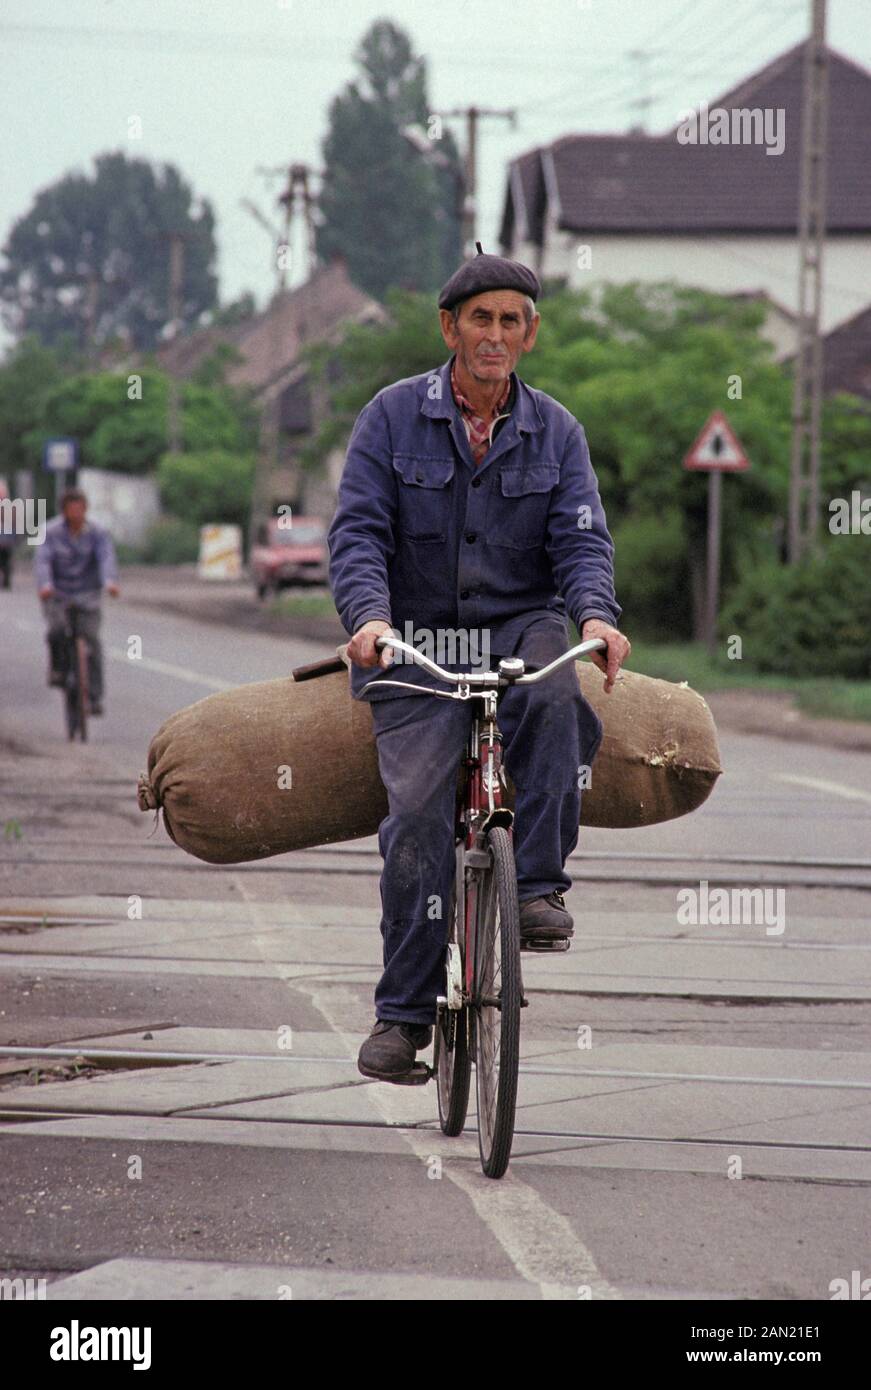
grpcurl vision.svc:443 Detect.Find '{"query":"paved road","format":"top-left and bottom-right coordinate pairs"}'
top-left (1, 575), bottom-right (870, 1300)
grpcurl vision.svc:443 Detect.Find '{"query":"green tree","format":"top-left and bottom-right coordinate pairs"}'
top-left (304, 281), bottom-right (871, 644)
top-left (721, 535), bottom-right (870, 678)
top-left (301, 288), bottom-right (444, 465)
top-left (22, 367), bottom-right (259, 491)
top-left (0, 151), bottom-right (218, 352)
top-left (523, 283), bottom-right (795, 638)
top-left (316, 20), bottom-right (463, 298)
top-left (0, 336), bottom-right (78, 490)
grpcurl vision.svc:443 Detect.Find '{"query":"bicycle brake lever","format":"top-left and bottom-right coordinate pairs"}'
top-left (366, 678), bottom-right (457, 698)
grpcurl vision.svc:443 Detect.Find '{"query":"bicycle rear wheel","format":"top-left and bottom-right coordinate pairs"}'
top-left (474, 825), bottom-right (521, 1179)
top-left (436, 846), bottom-right (472, 1135)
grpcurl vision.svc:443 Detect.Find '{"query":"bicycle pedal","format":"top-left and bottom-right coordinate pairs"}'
top-left (520, 936), bottom-right (572, 953)
top-left (385, 1062), bottom-right (433, 1086)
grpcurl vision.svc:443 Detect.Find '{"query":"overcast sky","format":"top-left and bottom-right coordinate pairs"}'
top-left (3, 0), bottom-right (870, 326)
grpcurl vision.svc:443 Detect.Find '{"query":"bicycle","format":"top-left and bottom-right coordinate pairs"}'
top-left (370, 630), bottom-right (607, 1180)
top-left (59, 601), bottom-right (91, 743)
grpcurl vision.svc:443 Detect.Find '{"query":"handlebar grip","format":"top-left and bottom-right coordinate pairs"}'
top-left (292, 656), bottom-right (347, 681)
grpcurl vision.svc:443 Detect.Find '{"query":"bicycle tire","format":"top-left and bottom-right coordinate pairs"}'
top-left (474, 825), bottom-right (521, 1179)
top-left (64, 683), bottom-right (78, 741)
top-left (436, 848), bottom-right (472, 1135)
top-left (75, 635), bottom-right (89, 743)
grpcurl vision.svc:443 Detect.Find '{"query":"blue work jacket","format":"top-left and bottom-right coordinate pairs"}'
top-left (327, 354), bottom-right (621, 702)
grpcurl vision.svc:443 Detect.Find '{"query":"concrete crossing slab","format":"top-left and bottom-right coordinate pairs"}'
top-left (2, 1112), bottom-right (867, 1183)
top-left (47, 1256), bottom-right (540, 1300)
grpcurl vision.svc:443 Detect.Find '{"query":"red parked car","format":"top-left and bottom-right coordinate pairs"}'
top-left (251, 516), bottom-right (329, 598)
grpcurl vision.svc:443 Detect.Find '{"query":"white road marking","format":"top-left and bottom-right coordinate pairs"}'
top-left (106, 648), bottom-right (234, 691)
top-left (774, 774), bottom-right (871, 807)
top-left (291, 977), bottom-right (621, 1300)
top-left (14, 613), bottom-right (232, 692)
top-left (234, 875), bottom-right (619, 1298)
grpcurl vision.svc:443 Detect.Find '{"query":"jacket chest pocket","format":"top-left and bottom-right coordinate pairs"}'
top-left (392, 455), bottom-right (455, 542)
top-left (489, 463), bottom-right (559, 549)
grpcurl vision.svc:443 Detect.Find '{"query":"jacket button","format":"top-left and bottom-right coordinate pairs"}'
top-left (465, 532), bottom-right (477, 544)
top-left (460, 589), bottom-right (470, 600)
top-left (471, 476), bottom-right (482, 487)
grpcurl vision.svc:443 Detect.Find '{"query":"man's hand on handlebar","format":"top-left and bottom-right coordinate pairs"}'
top-left (347, 619), bottom-right (395, 669)
top-left (582, 618), bottom-right (631, 694)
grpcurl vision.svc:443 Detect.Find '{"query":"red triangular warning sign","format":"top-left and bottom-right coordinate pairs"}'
top-left (684, 411), bottom-right (750, 472)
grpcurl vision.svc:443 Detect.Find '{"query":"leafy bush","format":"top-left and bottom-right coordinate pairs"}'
top-left (156, 450), bottom-right (254, 529)
top-left (611, 508), bottom-right (691, 640)
top-left (89, 404), bottom-right (168, 474)
top-left (720, 535), bottom-right (871, 678)
top-left (23, 367), bottom-right (260, 478)
top-left (140, 515), bottom-right (201, 564)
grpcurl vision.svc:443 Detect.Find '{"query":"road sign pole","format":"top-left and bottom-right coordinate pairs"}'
top-left (705, 469), bottom-right (722, 656)
top-left (684, 411), bottom-right (749, 657)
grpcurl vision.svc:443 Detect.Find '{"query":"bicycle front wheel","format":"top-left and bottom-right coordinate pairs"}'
top-left (64, 683), bottom-right (78, 741)
top-left (75, 635), bottom-right (89, 742)
top-left (436, 852), bottom-right (472, 1136)
top-left (474, 825), bottom-right (521, 1179)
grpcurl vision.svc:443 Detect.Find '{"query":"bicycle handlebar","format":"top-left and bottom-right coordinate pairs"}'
top-left (372, 632), bottom-right (607, 688)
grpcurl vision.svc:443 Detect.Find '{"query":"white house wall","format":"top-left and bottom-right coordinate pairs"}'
top-left (525, 231), bottom-right (871, 336)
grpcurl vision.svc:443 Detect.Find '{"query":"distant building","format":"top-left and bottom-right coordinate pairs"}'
top-left (500, 41), bottom-right (871, 383)
top-left (157, 257), bottom-right (385, 521)
top-left (814, 304), bottom-right (871, 402)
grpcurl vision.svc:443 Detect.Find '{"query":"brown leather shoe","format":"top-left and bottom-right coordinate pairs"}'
top-left (357, 1019), bottom-right (433, 1081)
top-left (519, 891), bottom-right (574, 944)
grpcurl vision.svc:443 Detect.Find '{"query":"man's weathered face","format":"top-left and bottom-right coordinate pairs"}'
top-left (63, 500), bottom-right (86, 529)
top-left (439, 290), bottom-right (540, 385)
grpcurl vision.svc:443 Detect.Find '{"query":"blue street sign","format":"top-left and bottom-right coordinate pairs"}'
top-left (44, 438), bottom-right (78, 472)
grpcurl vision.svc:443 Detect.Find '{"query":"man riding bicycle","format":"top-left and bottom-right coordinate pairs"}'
top-left (327, 247), bottom-right (631, 1082)
top-left (35, 486), bottom-right (120, 717)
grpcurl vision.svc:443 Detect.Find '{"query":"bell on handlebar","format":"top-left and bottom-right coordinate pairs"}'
top-left (498, 657), bottom-right (525, 680)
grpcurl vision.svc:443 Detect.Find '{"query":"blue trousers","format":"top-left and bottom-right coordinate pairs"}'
top-left (368, 617), bottom-right (604, 1025)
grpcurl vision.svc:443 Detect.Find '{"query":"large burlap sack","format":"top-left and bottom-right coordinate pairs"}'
top-left (137, 648), bottom-right (721, 865)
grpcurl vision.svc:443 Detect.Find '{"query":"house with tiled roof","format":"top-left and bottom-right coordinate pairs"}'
top-left (805, 302), bottom-right (871, 401)
top-left (499, 41), bottom-right (871, 373)
top-left (157, 257), bottom-right (385, 516)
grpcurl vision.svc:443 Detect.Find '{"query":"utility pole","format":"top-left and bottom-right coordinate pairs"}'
top-left (279, 164), bottom-right (317, 288)
top-left (626, 48), bottom-right (656, 134)
top-left (255, 162), bottom-right (319, 290)
top-left (437, 106), bottom-right (516, 257)
top-left (788, 0), bottom-right (829, 563)
top-left (166, 231), bottom-right (185, 455)
top-left (244, 162), bottom-right (320, 557)
top-left (83, 271), bottom-right (100, 364)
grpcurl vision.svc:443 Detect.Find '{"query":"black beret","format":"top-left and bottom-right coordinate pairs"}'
top-left (438, 242), bottom-right (541, 311)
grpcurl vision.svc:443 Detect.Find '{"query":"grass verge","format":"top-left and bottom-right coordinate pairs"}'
top-left (268, 590), bottom-right (339, 619)
top-left (618, 640), bottom-right (871, 723)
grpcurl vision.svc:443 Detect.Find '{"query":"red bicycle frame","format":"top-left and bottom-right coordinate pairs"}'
top-left (456, 709), bottom-right (511, 996)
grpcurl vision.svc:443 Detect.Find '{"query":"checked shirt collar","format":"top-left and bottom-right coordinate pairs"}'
top-left (450, 357), bottom-right (512, 466)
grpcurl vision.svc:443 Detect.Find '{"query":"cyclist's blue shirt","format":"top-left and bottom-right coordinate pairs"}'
top-left (35, 517), bottom-right (119, 603)
top-left (327, 355), bottom-right (621, 702)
